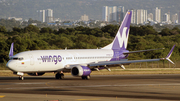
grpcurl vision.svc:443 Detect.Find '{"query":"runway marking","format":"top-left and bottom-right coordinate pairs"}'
top-left (1, 83), bottom-right (180, 90)
top-left (0, 82), bottom-right (45, 85)
top-left (0, 95), bottom-right (5, 98)
top-left (76, 98), bottom-right (100, 100)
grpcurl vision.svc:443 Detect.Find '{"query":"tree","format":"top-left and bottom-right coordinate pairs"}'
top-left (159, 28), bottom-right (171, 36)
top-left (24, 25), bottom-right (39, 33)
top-left (101, 25), bottom-right (119, 37)
top-left (0, 26), bottom-right (7, 32)
top-left (40, 27), bottom-right (53, 34)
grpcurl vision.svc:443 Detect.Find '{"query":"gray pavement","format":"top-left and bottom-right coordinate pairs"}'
top-left (0, 74), bottom-right (180, 101)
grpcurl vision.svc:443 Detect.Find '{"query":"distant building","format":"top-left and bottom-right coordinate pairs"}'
top-left (31, 23), bottom-right (37, 26)
top-left (8, 17), bottom-right (23, 21)
top-left (37, 10), bottom-right (45, 22)
top-left (136, 9), bottom-right (147, 24)
top-left (131, 9), bottom-right (136, 24)
top-left (102, 6), bottom-right (124, 22)
top-left (148, 13), bottom-right (153, 21)
top-left (178, 12), bottom-right (180, 23)
top-left (81, 14), bottom-right (89, 21)
top-left (117, 6), bottom-right (124, 22)
top-left (130, 9), bottom-right (147, 24)
top-left (163, 13), bottom-right (171, 23)
top-left (46, 9), bottom-right (53, 23)
top-left (171, 13), bottom-right (178, 23)
top-left (155, 7), bottom-right (161, 23)
top-left (102, 6), bottom-right (108, 21)
top-left (37, 9), bottom-right (53, 23)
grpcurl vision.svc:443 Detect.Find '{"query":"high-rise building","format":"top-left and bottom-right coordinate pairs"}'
top-left (148, 13), bottom-right (153, 21)
top-left (131, 9), bottom-right (136, 24)
top-left (102, 6), bottom-right (124, 22)
top-left (171, 13), bottom-right (178, 23)
top-left (46, 9), bottom-right (53, 23)
top-left (102, 6), bottom-right (108, 21)
top-left (155, 7), bottom-right (161, 23)
top-left (178, 12), bottom-right (180, 23)
top-left (129, 9), bottom-right (147, 24)
top-left (112, 6), bottom-right (117, 22)
top-left (37, 10), bottom-right (45, 22)
top-left (117, 6), bottom-right (124, 22)
top-left (136, 9), bottom-right (147, 24)
top-left (163, 13), bottom-right (170, 23)
top-left (81, 14), bottom-right (89, 21)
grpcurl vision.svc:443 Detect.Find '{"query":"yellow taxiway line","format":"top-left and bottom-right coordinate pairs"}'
top-left (0, 95), bottom-right (5, 98)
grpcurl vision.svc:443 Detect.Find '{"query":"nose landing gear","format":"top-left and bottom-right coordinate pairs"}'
top-left (19, 76), bottom-right (24, 80)
top-left (14, 72), bottom-right (24, 80)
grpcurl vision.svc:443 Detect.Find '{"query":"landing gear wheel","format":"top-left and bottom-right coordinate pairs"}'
top-left (55, 73), bottom-right (64, 79)
top-left (19, 76), bottom-right (24, 80)
top-left (86, 75), bottom-right (90, 80)
top-left (60, 73), bottom-right (64, 79)
top-left (55, 73), bottom-right (60, 79)
top-left (81, 75), bottom-right (90, 80)
top-left (81, 76), bottom-right (86, 80)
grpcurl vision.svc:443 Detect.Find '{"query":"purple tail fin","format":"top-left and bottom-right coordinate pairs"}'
top-left (102, 11), bottom-right (132, 50)
top-left (9, 43), bottom-right (14, 57)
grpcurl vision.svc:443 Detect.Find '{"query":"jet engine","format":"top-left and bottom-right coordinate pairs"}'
top-left (27, 72), bottom-right (45, 76)
top-left (71, 66), bottom-right (91, 77)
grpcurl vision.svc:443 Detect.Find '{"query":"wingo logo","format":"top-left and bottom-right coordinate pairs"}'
top-left (40, 55), bottom-right (62, 64)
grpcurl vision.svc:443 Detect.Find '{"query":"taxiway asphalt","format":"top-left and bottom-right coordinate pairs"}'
top-left (0, 74), bottom-right (180, 101)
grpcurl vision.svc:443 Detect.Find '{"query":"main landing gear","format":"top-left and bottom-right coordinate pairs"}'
top-left (55, 71), bottom-right (64, 79)
top-left (19, 76), bottom-right (24, 80)
top-left (81, 75), bottom-right (90, 80)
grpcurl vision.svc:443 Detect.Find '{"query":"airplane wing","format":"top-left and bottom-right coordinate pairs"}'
top-left (123, 48), bottom-right (165, 54)
top-left (88, 45), bottom-right (175, 67)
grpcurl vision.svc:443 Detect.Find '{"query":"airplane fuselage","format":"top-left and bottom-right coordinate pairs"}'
top-left (7, 49), bottom-right (128, 73)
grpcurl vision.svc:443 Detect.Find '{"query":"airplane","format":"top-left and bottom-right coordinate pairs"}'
top-left (6, 11), bottom-right (175, 80)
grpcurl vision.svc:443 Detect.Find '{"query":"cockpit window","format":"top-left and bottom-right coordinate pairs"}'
top-left (11, 57), bottom-right (24, 60)
top-left (12, 57), bottom-right (18, 60)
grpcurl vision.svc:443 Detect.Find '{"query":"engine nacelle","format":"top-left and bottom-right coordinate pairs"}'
top-left (71, 66), bottom-right (91, 77)
top-left (27, 72), bottom-right (45, 76)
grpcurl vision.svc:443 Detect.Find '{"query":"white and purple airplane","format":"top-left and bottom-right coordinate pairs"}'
top-left (6, 11), bottom-right (175, 80)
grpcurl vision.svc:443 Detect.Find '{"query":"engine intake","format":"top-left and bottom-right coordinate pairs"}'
top-left (71, 66), bottom-right (91, 76)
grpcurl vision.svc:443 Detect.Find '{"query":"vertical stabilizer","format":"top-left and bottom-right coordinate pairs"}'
top-left (9, 43), bottom-right (14, 57)
top-left (102, 11), bottom-right (132, 50)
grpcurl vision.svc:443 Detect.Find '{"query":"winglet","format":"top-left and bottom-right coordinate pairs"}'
top-left (165, 45), bottom-right (175, 64)
top-left (9, 42), bottom-right (14, 57)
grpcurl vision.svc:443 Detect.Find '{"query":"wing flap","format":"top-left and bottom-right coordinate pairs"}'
top-left (88, 59), bottom-right (160, 67)
top-left (123, 48), bottom-right (164, 54)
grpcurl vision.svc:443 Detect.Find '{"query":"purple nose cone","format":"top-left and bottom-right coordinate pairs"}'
top-left (81, 66), bottom-right (91, 76)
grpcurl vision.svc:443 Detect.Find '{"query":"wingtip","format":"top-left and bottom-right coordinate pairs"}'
top-left (166, 44), bottom-right (175, 59)
top-left (165, 44), bottom-right (175, 64)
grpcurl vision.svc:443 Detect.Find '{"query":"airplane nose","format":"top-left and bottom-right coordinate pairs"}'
top-left (6, 61), bottom-right (16, 70)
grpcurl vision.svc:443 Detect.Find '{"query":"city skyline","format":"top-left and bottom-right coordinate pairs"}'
top-left (102, 6), bottom-right (179, 24)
